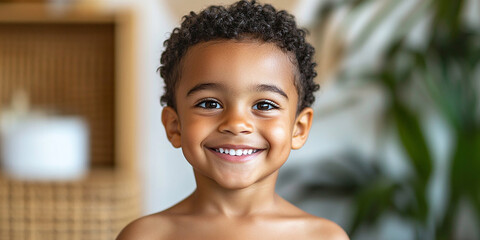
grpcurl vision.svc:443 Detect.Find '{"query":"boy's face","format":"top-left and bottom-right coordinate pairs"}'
top-left (162, 40), bottom-right (313, 189)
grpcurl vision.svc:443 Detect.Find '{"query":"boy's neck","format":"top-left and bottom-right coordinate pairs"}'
top-left (189, 171), bottom-right (281, 217)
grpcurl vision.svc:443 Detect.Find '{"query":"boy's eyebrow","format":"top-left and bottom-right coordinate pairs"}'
top-left (254, 84), bottom-right (288, 99)
top-left (186, 83), bottom-right (288, 100)
top-left (186, 83), bottom-right (224, 96)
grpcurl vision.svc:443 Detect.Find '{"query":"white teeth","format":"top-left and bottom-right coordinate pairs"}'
top-left (214, 148), bottom-right (258, 156)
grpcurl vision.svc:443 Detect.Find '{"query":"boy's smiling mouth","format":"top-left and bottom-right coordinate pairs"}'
top-left (206, 145), bottom-right (265, 162)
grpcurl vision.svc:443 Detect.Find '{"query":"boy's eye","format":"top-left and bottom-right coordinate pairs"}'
top-left (196, 99), bottom-right (222, 109)
top-left (253, 100), bottom-right (279, 111)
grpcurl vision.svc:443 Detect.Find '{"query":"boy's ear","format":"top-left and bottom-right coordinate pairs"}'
top-left (291, 107), bottom-right (313, 150)
top-left (161, 106), bottom-right (182, 148)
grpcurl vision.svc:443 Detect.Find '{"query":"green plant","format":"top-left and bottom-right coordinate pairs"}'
top-left (306, 0), bottom-right (480, 239)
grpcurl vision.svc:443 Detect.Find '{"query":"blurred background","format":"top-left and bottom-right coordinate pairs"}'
top-left (0, 0), bottom-right (478, 239)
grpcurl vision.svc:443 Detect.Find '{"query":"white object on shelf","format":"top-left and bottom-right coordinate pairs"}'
top-left (0, 90), bottom-right (90, 181)
top-left (1, 116), bottom-right (89, 181)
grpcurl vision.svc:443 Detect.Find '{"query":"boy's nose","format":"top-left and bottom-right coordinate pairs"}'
top-left (218, 109), bottom-right (253, 135)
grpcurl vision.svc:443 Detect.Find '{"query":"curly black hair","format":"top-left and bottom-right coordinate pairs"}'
top-left (159, 0), bottom-right (319, 112)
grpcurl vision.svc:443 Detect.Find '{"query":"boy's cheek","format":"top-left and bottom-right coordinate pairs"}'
top-left (181, 118), bottom-right (213, 142)
top-left (264, 121), bottom-right (289, 140)
top-left (257, 119), bottom-right (293, 146)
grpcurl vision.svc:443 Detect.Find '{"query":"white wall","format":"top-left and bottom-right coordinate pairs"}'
top-left (131, 0), bottom-right (197, 214)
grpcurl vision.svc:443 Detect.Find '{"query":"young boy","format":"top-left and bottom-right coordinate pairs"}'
top-left (117, 1), bottom-right (349, 239)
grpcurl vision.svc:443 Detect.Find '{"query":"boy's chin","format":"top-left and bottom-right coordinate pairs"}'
top-left (213, 177), bottom-right (260, 190)
top-left (217, 182), bottom-right (252, 190)
top-left (213, 173), bottom-right (277, 191)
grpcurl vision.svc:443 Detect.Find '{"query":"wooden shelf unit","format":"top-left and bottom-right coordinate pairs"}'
top-left (0, 3), bottom-right (140, 239)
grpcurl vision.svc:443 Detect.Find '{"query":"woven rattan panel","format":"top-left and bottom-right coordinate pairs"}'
top-left (0, 169), bottom-right (141, 240)
top-left (0, 23), bottom-right (115, 167)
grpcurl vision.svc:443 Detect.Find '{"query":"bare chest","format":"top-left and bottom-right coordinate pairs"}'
top-left (162, 218), bottom-right (316, 240)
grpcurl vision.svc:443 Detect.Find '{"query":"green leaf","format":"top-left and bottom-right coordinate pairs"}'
top-left (421, 57), bottom-right (462, 131)
top-left (450, 131), bottom-right (480, 203)
top-left (412, 183), bottom-right (429, 223)
top-left (350, 0), bottom-right (373, 9)
top-left (391, 182), bottom-right (429, 223)
top-left (439, 130), bottom-right (480, 239)
top-left (349, 180), bottom-right (398, 236)
top-left (392, 101), bottom-right (433, 184)
top-left (472, 133), bottom-right (480, 201)
top-left (432, 0), bottom-right (465, 35)
top-left (469, 46), bottom-right (480, 69)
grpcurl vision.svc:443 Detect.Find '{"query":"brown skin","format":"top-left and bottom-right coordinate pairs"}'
top-left (117, 40), bottom-right (349, 240)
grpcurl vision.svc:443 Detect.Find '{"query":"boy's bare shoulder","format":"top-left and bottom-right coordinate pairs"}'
top-left (116, 212), bottom-right (173, 240)
top-left (280, 199), bottom-right (349, 239)
top-left (305, 215), bottom-right (350, 240)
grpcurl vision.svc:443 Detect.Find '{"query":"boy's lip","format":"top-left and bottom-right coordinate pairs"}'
top-left (205, 144), bottom-right (266, 163)
top-left (208, 144), bottom-right (259, 150)
top-left (206, 147), bottom-right (264, 163)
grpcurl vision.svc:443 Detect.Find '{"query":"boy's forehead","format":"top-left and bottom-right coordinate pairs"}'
top-left (180, 40), bottom-right (297, 79)
top-left (181, 40), bottom-right (293, 78)
top-left (176, 39), bottom-right (299, 98)
top-left (185, 40), bottom-right (287, 60)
